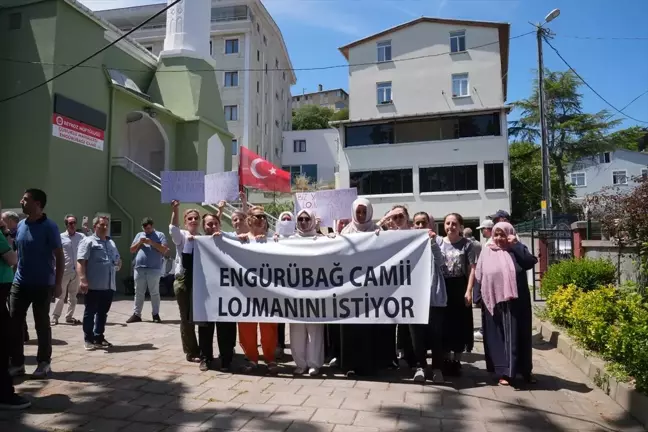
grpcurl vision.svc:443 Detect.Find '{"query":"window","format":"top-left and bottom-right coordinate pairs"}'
top-left (231, 139), bottom-right (238, 156)
top-left (377, 82), bottom-right (392, 104)
top-left (9, 13), bottom-right (21, 30)
top-left (257, 23), bottom-right (260, 32)
top-left (485, 162), bottom-right (505, 190)
top-left (110, 219), bottom-right (122, 238)
top-left (209, 41), bottom-right (213, 55)
top-left (344, 113), bottom-right (501, 147)
top-left (377, 40), bottom-right (392, 62)
top-left (351, 169), bottom-right (413, 195)
top-left (275, 58), bottom-right (279, 68)
top-left (570, 172), bottom-right (586, 187)
top-left (224, 105), bottom-right (238, 121)
top-left (265, 93), bottom-right (268, 103)
top-left (613, 170), bottom-right (628, 185)
top-left (265, 63), bottom-right (268, 74)
top-left (420, 165), bottom-right (478, 193)
top-left (598, 152), bottom-right (611, 163)
top-left (281, 89), bottom-right (284, 100)
top-left (224, 71), bottom-right (238, 87)
top-left (225, 39), bottom-right (239, 54)
top-left (275, 92), bottom-right (279, 100)
top-left (257, 81), bottom-right (260, 93)
top-left (256, 113), bottom-right (259, 126)
top-left (264, 123), bottom-right (268, 134)
top-left (301, 164), bottom-right (318, 182)
top-left (293, 140), bottom-right (306, 152)
top-left (450, 30), bottom-right (466, 53)
top-left (263, 35), bottom-right (267, 46)
top-left (257, 50), bottom-right (260, 61)
top-left (275, 120), bottom-right (279, 128)
top-left (452, 73), bottom-right (469, 97)
top-left (283, 71), bottom-right (286, 81)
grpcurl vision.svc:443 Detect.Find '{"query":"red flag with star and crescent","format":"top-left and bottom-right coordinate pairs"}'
top-left (239, 146), bottom-right (292, 193)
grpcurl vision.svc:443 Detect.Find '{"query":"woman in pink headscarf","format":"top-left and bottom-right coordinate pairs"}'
top-left (474, 222), bottom-right (538, 386)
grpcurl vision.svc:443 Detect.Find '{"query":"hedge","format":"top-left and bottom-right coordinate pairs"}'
top-left (545, 280), bottom-right (648, 393)
top-left (540, 257), bottom-right (617, 299)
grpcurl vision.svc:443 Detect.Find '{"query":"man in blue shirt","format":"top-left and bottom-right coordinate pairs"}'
top-left (126, 217), bottom-right (168, 324)
top-left (77, 216), bottom-right (121, 351)
top-left (9, 189), bottom-right (64, 379)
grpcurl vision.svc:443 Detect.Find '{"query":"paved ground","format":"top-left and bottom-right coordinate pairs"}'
top-left (1, 298), bottom-right (644, 432)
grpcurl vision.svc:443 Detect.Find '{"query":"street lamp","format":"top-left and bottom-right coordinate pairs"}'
top-left (536, 8), bottom-right (560, 228)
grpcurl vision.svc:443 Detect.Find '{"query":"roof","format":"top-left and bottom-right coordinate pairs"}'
top-left (330, 105), bottom-right (512, 126)
top-left (292, 88), bottom-right (348, 99)
top-left (338, 17), bottom-right (511, 101)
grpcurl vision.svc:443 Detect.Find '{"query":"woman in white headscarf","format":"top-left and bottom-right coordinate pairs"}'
top-left (338, 198), bottom-right (383, 377)
top-left (274, 211), bottom-right (295, 360)
top-left (287, 209), bottom-right (326, 375)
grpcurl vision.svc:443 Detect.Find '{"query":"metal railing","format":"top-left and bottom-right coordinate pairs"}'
top-left (112, 157), bottom-right (277, 231)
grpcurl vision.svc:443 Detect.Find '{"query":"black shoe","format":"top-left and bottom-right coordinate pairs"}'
top-left (23, 331), bottom-right (30, 343)
top-left (199, 359), bottom-right (211, 372)
top-left (152, 314), bottom-right (162, 323)
top-left (95, 338), bottom-right (113, 348)
top-left (0, 394), bottom-right (31, 410)
top-left (126, 314), bottom-right (141, 324)
top-left (186, 353), bottom-right (201, 363)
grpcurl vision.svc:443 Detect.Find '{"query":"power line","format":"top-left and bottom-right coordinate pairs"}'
top-left (0, 31), bottom-right (534, 76)
top-left (558, 35), bottom-right (648, 41)
top-left (543, 37), bottom-right (648, 124)
top-left (0, 0), bottom-right (183, 104)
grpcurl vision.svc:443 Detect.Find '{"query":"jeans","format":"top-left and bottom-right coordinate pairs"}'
top-left (403, 306), bottom-right (445, 370)
top-left (52, 272), bottom-right (79, 320)
top-left (83, 290), bottom-right (114, 343)
top-left (174, 275), bottom-right (199, 357)
top-left (133, 268), bottom-right (161, 316)
top-left (0, 284), bottom-right (15, 399)
top-left (9, 284), bottom-right (53, 366)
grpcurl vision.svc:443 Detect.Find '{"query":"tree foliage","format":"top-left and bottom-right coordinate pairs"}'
top-left (509, 141), bottom-right (573, 221)
top-left (331, 107), bottom-right (349, 122)
top-left (292, 105), bottom-right (335, 130)
top-left (509, 70), bottom-right (622, 210)
top-left (607, 126), bottom-right (648, 152)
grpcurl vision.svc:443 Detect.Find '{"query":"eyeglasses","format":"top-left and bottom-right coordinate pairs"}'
top-left (393, 214), bottom-right (405, 220)
top-left (186, 216), bottom-right (199, 221)
top-left (298, 217), bottom-right (311, 222)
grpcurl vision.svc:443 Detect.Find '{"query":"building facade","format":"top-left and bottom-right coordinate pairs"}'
top-left (292, 85), bottom-right (349, 112)
top-left (333, 17), bottom-right (512, 230)
top-left (567, 150), bottom-right (648, 201)
top-left (1, 0), bottom-right (233, 288)
top-left (97, 0), bottom-right (297, 170)
top-left (281, 129), bottom-right (339, 187)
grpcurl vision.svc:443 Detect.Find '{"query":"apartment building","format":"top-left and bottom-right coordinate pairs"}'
top-left (292, 85), bottom-right (349, 112)
top-left (281, 129), bottom-right (339, 186)
top-left (97, 0), bottom-right (296, 169)
top-left (333, 17), bottom-right (512, 231)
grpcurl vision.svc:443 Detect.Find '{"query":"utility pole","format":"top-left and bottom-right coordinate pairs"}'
top-left (536, 9), bottom-right (560, 228)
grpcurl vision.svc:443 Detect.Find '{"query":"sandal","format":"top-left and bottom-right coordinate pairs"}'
top-left (66, 318), bottom-right (81, 325)
top-left (498, 377), bottom-right (510, 386)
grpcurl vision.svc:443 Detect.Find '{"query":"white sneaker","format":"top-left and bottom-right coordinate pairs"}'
top-left (8, 365), bottom-right (25, 377)
top-left (50, 316), bottom-right (58, 326)
top-left (413, 368), bottom-right (426, 382)
top-left (293, 367), bottom-right (306, 375)
top-left (308, 368), bottom-right (319, 376)
top-left (328, 357), bottom-right (339, 367)
top-left (432, 369), bottom-right (444, 384)
top-left (32, 362), bottom-right (51, 379)
top-left (474, 330), bottom-right (483, 341)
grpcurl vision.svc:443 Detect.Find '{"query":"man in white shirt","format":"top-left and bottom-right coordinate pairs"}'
top-left (51, 214), bottom-right (88, 326)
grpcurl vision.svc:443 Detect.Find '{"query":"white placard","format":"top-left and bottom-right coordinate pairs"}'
top-left (192, 230), bottom-right (432, 324)
top-left (294, 188), bottom-right (357, 227)
top-left (161, 171), bottom-right (206, 203)
top-left (204, 171), bottom-right (240, 204)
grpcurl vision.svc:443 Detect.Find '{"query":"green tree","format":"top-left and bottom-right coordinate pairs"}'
top-left (292, 105), bottom-right (334, 130)
top-left (607, 126), bottom-right (648, 152)
top-left (331, 107), bottom-right (349, 122)
top-left (509, 70), bottom-right (621, 210)
top-left (509, 141), bottom-right (571, 221)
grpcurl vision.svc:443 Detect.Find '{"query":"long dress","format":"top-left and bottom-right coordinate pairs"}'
top-left (440, 238), bottom-right (476, 354)
top-left (476, 243), bottom-right (537, 379)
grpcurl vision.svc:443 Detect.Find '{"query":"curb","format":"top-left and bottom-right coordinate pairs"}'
top-left (532, 316), bottom-right (648, 429)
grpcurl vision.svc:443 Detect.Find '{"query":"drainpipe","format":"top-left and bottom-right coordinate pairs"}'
top-left (107, 87), bottom-right (135, 241)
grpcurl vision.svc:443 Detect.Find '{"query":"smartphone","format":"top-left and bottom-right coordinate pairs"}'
top-left (82, 216), bottom-right (89, 225)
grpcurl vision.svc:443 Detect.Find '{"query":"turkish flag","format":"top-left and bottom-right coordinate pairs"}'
top-left (239, 146), bottom-right (291, 193)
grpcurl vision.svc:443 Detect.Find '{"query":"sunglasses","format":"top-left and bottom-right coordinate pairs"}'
top-left (392, 213), bottom-right (405, 220)
top-left (298, 217), bottom-right (311, 222)
top-left (186, 216), bottom-right (199, 222)
top-left (252, 214), bottom-right (267, 220)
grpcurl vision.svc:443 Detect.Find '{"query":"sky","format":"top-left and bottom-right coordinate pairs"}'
top-left (80, 0), bottom-right (648, 130)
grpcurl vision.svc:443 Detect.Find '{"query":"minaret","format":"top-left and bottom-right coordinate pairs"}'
top-left (161, 0), bottom-right (211, 60)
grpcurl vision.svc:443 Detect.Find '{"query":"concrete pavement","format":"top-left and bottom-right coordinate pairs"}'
top-left (0, 298), bottom-right (643, 432)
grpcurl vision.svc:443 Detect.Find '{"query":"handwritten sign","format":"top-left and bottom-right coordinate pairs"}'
top-left (294, 188), bottom-right (357, 227)
top-left (204, 171), bottom-right (239, 205)
top-left (161, 171), bottom-right (205, 203)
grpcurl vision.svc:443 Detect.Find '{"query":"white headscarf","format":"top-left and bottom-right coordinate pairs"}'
top-left (278, 211), bottom-right (293, 221)
top-left (295, 209), bottom-right (318, 237)
top-left (343, 198), bottom-right (377, 233)
top-left (276, 211), bottom-right (295, 237)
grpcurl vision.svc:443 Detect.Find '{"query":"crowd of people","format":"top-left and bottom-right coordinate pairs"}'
top-left (0, 187), bottom-right (538, 412)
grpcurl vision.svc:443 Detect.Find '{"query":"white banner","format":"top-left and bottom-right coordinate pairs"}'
top-left (192, 230), bottom-right (432, 324)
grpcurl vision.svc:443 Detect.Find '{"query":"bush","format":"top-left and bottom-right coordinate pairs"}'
top-left (605, 293), bottom-right (648, 392)
top-left (546, 283), bottom-right (582, 326)
top-left (569, 285), bottom-right (619, 352)
top-left (540, 258), bottom-right (617, 298)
